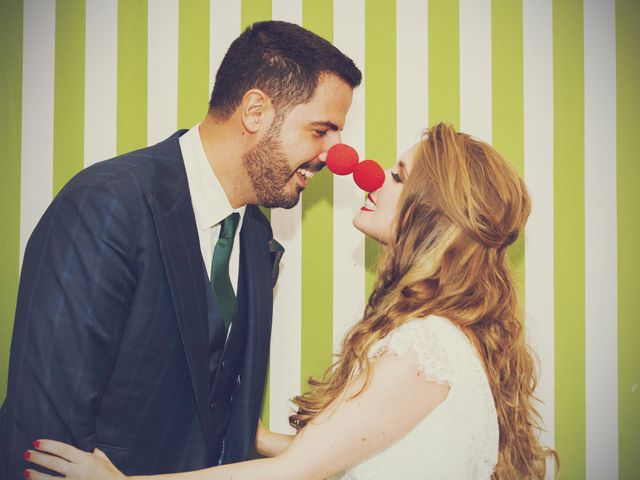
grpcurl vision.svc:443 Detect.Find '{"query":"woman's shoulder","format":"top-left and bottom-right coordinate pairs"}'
top-left (383, 315), bottom-right (472, 349)
top-left (369, 315), bottom-right (483, 384)
top-left (367, 316), bottom-right (453, 385)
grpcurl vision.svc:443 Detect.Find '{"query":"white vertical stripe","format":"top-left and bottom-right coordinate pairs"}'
top-left (523, 0), bottom-right (555, 476)
top-left (148, 0), bottom-right (179, 145)
top-left (397, 0), bottom-right (428, 155)
top-left (272, 0), bottom-right (301, 25)
top-left (210, 0), bottom-right (241, 93)
top-left (20, 0), bottom-right (56, 265)
top-left (584, 0), bottom-right (618, 477)
top-left (333, 0), bottom-right (365, 354)
top-left (269, 0), bottom-right (302, 435)
top-left (268, 206), bottom-right (302, 435)
top-left (84, 0), bottom-right (117, 166)
top-left (459, 0), bottom-right (492, 141)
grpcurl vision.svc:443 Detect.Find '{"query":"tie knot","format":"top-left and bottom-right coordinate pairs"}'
top-left (220, 212), bottom-right (240, 240)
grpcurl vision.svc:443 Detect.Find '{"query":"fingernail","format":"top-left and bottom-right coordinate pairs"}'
top-left (23, 451), bottom-right (31, 459)
top-left (23, 469), bottom-right (30, 478)
top-left (32, 440), bottom-right (40, 448)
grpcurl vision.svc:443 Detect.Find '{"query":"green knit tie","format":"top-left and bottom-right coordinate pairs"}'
top-left (211, 212), bottom-right (240, 331)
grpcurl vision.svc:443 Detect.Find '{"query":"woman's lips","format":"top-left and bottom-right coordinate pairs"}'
top-left (361, 193), bottom-right (377, 211)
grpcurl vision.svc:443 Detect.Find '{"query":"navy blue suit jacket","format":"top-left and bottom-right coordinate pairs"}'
top-left (0, 132), bottom-right (275, 478)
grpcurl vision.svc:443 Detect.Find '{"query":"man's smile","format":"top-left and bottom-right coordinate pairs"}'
top-left (293, 160), bottom-right (325, 189)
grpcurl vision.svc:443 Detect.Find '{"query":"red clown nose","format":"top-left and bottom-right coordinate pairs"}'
top-left (326, 144), bottom-right (385, 192)
top-left (353, 160), bottom-right (385, 192)
top-left (326, 144), bottom-right (359, 175)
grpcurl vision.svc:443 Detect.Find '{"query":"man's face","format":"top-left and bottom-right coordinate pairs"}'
top-left (243, 74), bottom-right (353, 208)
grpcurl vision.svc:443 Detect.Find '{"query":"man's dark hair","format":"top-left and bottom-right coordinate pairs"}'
top-left (209, 21), bottom-right (362, 120)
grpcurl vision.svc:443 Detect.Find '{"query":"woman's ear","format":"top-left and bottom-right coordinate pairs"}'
top-left (240, 89), bottom-right (271, 134)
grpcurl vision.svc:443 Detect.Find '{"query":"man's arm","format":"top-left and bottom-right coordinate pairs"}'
top-left (3, 183), bottom-right (136, 478)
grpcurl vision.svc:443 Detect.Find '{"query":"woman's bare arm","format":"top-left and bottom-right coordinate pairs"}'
top-left (255, 419), bottom-right (294, 457)
top-left (27, 350), bottom-right (449, 480)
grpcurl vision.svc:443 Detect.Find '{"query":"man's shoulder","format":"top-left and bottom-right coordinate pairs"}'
top-left (63, 131), bottom-right (187, 198)
top-left (60, 150), bottom-right (154, 204)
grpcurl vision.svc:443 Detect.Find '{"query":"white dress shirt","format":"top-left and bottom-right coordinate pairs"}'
top-left (179, 124), bottom-right (245, 293)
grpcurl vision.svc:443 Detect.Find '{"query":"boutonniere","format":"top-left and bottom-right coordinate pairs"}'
top-left (268, 238), bottom-right (285, 288)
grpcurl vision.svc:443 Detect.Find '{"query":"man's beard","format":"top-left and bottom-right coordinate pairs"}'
top-left (243, 122), bottom-right (302, 209)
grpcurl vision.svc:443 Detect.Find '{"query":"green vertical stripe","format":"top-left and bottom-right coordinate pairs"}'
top-left (0, 0), bottom-right (22, 401)
top-left (491, 0), bottom-right (526, 308)
top-left (553, 0), bottom-right (586, 477)
top-left (428, 0), bottom-right (459, 128)
top-left (300, 0), bottom-right (334, 391)
top-left (364, 0), bottom-right (396, 297)
top-left (117, 0), bottom-right (147, 154)
top-left (260, 363), bottom-right (270, 429)
top-left (178, 0), bottom-right (209, 129)
top-left (241, 0), bottom-right (271, 30)
top-left (617, 0), bottom-right (640, 477)
top-left (53, 0), bottom-right (85, 194)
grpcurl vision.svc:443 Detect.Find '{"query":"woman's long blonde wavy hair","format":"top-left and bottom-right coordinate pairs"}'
top-left (290, 123), bottom-right (558, 478)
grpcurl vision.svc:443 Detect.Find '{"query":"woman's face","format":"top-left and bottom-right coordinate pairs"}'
top-left (353, 144), bottom-right (417, 244)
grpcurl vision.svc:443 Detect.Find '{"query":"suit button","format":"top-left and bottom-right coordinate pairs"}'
top-left (209, 401), bottom-right (215, 410)
top-left (236, 374), bottom-right (241, 384)
top-left (221, 359), bottom-right (227, 369)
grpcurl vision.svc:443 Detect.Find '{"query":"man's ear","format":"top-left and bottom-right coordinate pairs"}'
top-left (240, 89), bottom-right (272, 134)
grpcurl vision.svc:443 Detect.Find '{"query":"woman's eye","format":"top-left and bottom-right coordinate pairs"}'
top-left (391, 171), bottom-right (402, 183)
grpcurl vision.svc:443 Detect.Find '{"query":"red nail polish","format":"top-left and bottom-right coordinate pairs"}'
top-left (23, 451), bottom-right (31, 459)
top-left (32, 440), bottom-right (40, 448)
top-left (23, 469), bottom-right (30, 478)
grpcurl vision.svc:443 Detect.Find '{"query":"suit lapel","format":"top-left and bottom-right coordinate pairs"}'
top-left (238, 207), bottom-right (273, 379)
top-left (145, 132), bottom-right (213, 449)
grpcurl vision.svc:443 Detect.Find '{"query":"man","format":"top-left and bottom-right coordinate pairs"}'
top-left (0, 20), bottom-right (361, 478)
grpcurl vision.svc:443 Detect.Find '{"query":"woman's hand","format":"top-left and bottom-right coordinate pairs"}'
top-left (24, 440), bottom-right (126, 480)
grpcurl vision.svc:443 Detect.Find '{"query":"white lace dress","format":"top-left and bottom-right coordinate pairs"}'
top-left (331, 315), bottom-right (499, 480)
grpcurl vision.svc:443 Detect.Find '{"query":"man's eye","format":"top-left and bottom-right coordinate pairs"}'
top-left (391, 171), bottom-right (402, 183)
top-left (313, 130), bottom-right (328, 137)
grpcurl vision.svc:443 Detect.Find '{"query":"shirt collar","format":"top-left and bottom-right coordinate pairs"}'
top-left (179, 124), bottom-right (246, 231)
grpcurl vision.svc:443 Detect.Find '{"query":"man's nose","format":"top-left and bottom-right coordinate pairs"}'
top-left (318, 131), bottom-right (343, 163)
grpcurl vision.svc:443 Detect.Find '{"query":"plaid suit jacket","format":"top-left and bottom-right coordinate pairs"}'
top-left (0, 131), bottom-right (275, 478)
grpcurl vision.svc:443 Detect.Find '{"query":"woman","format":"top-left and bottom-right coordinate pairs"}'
top-left (24, 123), bottom-right (556, 479)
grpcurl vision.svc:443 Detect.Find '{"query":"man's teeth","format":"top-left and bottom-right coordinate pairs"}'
top-left (297, 168), bottom-right (315, 179)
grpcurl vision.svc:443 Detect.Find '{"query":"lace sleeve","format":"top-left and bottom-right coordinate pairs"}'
top-left (371, 319), bottom-right (454, 386)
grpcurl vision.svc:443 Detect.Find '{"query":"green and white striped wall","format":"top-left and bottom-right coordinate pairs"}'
top-left (1, 0), bottom-right (638, 478)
